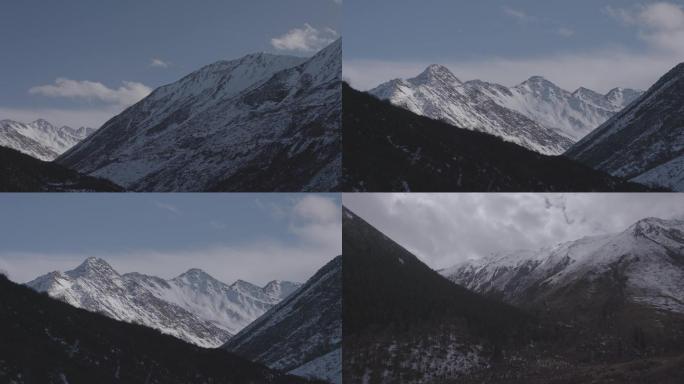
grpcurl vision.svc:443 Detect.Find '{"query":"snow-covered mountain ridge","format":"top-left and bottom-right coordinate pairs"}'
top-left (370, 65), bottom-right (641, 155)
top-left (224, 256), bottom-right (341, 383)
top-left (26, 257), bottom-right (300, 347)
top-left (566, 62), bottom-right (684, 191)
top-left (57, 39), bottom-right (341, 191)
top-left (441, 216), bottom-right (684, 314)
top-left (0, 119), bottom-right (94, 161)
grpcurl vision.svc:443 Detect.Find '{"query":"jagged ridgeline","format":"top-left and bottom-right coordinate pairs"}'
top-left (0, 274), bottom-right (320, 384)
top-left (342, 83), bottom-right (653, 192)
top-left (566, 63), bottom-right (684, 191)
top-left (224, 256), bottom-right (342, 384)
top-left (54, 39), bottom-right (341, 192)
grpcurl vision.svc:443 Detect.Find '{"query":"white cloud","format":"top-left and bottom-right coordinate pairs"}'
top-left (150, 58), bottom-right (170, 68)
top-left (502, 6), bottom-right (535, 23)
top-left (332, 0), bottom-right (342, 4)
top-left (605, 2), bottom-right (684, 55)
top-left (271, 23), bottom-right (338, 52)
top-left (343, 193), bottom-right (684, 270)
top-left (556, 27), bottom-right (575, 37)
top-left (0, 106), bottom-right (120, 129)
top-left (153, 201), bottom-right (182, 216)
top-left (29, 78), bottom-right (152, 106)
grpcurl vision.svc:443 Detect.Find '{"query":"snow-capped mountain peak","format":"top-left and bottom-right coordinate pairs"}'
top-left (370, 67), bottom-right (643, 152)
top-left (0, 118), bottom-right (95, 161)
top-left (57, 39), bottom-right (341, 191)
top-left (68, 257), bottom-right (119, 279)
top-left (442, 216), bottom-right (684, 314)
top-left (410, 64), bottom-right (462, 86)
top-left (26, 259), bottom-right (301, 347)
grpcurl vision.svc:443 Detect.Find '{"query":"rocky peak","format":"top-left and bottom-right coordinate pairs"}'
top-left (411, 64), bottom-right (461, 86)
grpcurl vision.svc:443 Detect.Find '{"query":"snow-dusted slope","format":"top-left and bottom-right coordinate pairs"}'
top-left (224, 256), bottom-right (341, 383)
top-left (441, 217), bottom-right (684, 314)
top-left (26, 258), bottom-right (300, 347)
top-left (566, 63), bottom-right (684, 190)
top-left (370, 66), bottom-right (640, 155)
top-left (0, 119), bottom-right (94, 161)
top-left (57, 39), bottom-right (341, 191)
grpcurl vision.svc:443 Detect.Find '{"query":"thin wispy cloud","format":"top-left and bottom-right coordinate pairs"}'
top-left (502, 6), bottom-right (535, 23)
top-left (271, 23), bottom-right (338, 52)
top-left (150, 58), bottom-right (170, 68)
top-left (556, 27), bottom-right (575, 37)
top-left (153, 201), bottom-right (182, 216)
top-left (29, 78), bottom-right (151, 107)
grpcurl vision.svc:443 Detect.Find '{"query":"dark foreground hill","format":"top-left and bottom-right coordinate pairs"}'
top-left (0, 146), bottom-right (122, 192)
top-left (342, 83), bottom-right (655, 192)
top-left (342, 207), bottom-right (538, 383)
top-left (0, 274), bottom-right (315, 384)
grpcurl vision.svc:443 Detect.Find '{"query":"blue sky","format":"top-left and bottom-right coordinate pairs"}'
top-left (0, 193), bottom-right (341, 285)
top-left (344, 0), bottom-right (684, 92)
top-left (0, 0), bottom-right (340, 128)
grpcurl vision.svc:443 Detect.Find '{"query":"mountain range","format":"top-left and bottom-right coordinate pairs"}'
top-left (442, 216), bottom-right (684, 317)
top-left (0, 119), bottom-right (94, 161)
top-left (566, 62), bottom-right (684, 191)
top-left (342, 83), bottom-right (652, 192)
top-left (55, 39), bottom-right (341, 192)
top-left (343, 207), bottom-right (684, 383)
top-left (225, 256), bottom-right (342, 384)
top-left (27, 257), bottom-right (300, 348)
top-left (370, 65), bottom-right (641, 155)
top-left (0, 273), bottom-right (316, 384)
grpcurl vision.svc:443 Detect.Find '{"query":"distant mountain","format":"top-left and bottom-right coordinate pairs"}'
top-left (566, 63), bottom-right (684, 191)
top-left (0, 119), bottom-right (94, 161)
top-left (342, 207), bottom-right (534, 383)
top-left (27, 257), bottom-right (300, 348)
top-left (342, 83), bottom-right (654, 192)
top-left (225, 256), bottom-right (341, 384)
top-left (0, 273), bottom-right (316, 384)
top-left (0, 146), bottom-right (122, 192)
top-left (56, 39), bottom-right (341, 192)
top-left (442, 217), bottom-right (684, 315)
top-left (370, 65), bottom-right (640, 154)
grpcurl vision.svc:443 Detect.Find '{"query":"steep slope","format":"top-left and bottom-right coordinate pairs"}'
top-left (442, 217), bottom-right (684, 370)
top-left (566, 63), bottom-right (684, 190)
top-left (57, 40), bottom-right (341, 192)
top-left (370, 66), bottom-right (640, 154)
top-left (442, 217), bottom-right (684, 314)
top-left (224, 256), bottom-right (341, 384)
top-left (0, 146), bottom-right (122, 192)
top-left (0, 119), bottom-right (94, 161)
top-left (342, 207), bottom-right (536, 383)
top-left (370, 65), bottom-right (572, 155)
top-left (27, 257), bottom-right (300, 347)
top-left (0, 273), bottom-right (316, 384)
top-left (342, 83), bottom-right (654, 192)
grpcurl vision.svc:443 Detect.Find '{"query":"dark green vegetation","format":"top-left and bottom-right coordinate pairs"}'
top-left (0, 274), bottom-right (316, 384)
top-left (342, 83), bottom-right (657, 192)
top-left (0, 147), bottom-right (122, 192)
